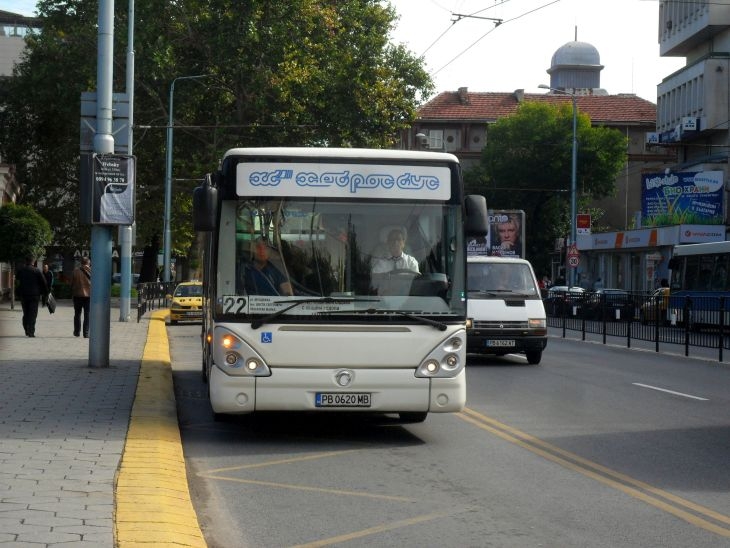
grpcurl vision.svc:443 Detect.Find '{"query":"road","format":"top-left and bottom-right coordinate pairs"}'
top-left (169, 325), bottom-right (730, 547)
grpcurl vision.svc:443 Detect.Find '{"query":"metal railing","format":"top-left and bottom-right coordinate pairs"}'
top-left (136, 281), bottom-right (176, 322)
top-left (545, 291), bottom-right (730, 362)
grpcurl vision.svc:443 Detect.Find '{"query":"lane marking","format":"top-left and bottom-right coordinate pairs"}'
top-left (204, 450), bottom-right (358, 474)
top-left (197, 474), bottom-right (416, 502)
top-left (632, 383), bottom-right (709, 401)
top-left (288, 508), bottom-right (469, 548)
top-left (459, 407), bottom-right (730, 537)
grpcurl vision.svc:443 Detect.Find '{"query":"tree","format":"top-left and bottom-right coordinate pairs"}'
top-left (0, 0), bottom-right (433, 264)
top-left (0, 203), bottom-right (53, 309)
top-left (464, 101), bottom-right (627, 275)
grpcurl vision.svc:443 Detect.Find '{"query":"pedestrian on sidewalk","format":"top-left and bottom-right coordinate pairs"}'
top-left (16, 255), bottom-right (49, 337)
top-left (71, 256), bottom-right (91, 338)
top-left (42, 263), bottom-right (54, 291)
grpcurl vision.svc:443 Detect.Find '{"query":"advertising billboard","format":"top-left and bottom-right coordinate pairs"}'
top-left (641, 170), bottom-right (724, 227)
top-left (467, 209), bottom-right (525, 258)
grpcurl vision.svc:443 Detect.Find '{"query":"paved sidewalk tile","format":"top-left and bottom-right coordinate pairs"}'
top-left (0, 299), bottom-right (148, 547)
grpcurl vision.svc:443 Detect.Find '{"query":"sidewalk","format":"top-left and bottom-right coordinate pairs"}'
top-left (0, 299), bottom-right (205, 547)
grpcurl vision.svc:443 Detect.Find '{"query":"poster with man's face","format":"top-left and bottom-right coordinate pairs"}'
top-left (488, 210), bottom-right (525, 258)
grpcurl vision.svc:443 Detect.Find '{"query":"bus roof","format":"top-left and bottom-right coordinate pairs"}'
top-left (673, 241), bottom-right (730, 256)
top-left (222, 147), bottom-right (459, 164)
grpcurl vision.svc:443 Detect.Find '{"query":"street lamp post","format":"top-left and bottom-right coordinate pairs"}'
top-left (163, 74), bottom-right (212, 283)
top-left (539, 84), bottom-right (578, 287)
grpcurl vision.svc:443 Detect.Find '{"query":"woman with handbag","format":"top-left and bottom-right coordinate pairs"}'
top-left (16, 255), bottom-right (49, 337)
top-left (71, 257), bottom-right (91, 338)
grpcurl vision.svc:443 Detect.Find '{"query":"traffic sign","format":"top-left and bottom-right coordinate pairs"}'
top-left (577, 214), bottom-right (591, 235)
top-left (567, 243), bottom-right (580, 268)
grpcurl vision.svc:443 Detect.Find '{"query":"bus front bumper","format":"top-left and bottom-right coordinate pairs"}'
top-left (209, 365), bottom-right (466, 415)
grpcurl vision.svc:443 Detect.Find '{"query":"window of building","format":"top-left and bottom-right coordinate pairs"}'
top-left (428, 130), bottom-right (443, 150)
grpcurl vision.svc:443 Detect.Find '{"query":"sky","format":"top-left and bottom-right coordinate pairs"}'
top-left (388, 0), bottom-right (685, 102)
top-left (5, 0), bottom-right (685, 103)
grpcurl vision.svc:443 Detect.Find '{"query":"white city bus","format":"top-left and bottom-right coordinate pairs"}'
top-left (193, 147), bottom-right (487, 422)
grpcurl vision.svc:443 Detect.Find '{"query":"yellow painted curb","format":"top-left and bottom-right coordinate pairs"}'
top-left (115, 310), bottom-right (207, 547)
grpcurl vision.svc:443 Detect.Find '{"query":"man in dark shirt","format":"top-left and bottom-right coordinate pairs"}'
top-left (16, 255), bottom-right (49, 337)
top-left (239, 238), bottom-right (293, 296)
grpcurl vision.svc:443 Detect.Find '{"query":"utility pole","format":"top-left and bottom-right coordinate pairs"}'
top-left (89, 0), bottom-right (114, 367)
top-left (118, 0), bottom-right (134, 322)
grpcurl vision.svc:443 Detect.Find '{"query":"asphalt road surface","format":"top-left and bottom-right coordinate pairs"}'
top-left (169, 325), bottom-right (730, 548)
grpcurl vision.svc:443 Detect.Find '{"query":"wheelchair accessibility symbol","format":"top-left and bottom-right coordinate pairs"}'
top-left (261, 332), bottom-right (273, 343)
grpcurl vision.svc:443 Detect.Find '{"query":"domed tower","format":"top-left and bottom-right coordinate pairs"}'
top-left (547, 40), bottom-right (606, 95)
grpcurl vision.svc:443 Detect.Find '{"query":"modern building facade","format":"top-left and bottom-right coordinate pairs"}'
top-left (657, 1), bottom-right (730, 200)
top-left (580, 0), bottom-right (730, 291)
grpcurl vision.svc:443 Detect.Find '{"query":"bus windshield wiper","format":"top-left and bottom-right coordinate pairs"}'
top-left (250, 297), bottom-right (379, 329)
top-left (325, 308), bottom-right (448, 331)
top-left (468, 289), bottom-right (500, 297)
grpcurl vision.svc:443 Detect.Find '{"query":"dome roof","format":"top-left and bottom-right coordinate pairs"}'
top-left (550, 41), bottom-right (602, 68)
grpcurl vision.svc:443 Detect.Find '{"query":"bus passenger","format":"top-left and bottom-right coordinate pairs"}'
top-left (239, 237), bottom-right (293, 296)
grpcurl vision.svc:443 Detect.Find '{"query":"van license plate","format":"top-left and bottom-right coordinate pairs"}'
top-left (486, 340), bottom-right (515, 347)
top-left (315, 392), bottom-right (371, 407)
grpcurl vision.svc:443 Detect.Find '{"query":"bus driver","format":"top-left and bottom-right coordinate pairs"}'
top-left (371, 228), bottom-right (420, 274)
top-left (239, 237), bottom-right (294, 296)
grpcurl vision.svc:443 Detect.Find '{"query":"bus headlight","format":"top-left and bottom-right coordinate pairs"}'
top-left (422, 359), bottom-right (440, 374)
top-left (245, 358), bottom-right (265, 374)
top-left (214, 330), bottom-right (271, 377)
top-left (445, 337), bottom-right (462, 351)
top-left (416, 330), bottom-right (466, 378)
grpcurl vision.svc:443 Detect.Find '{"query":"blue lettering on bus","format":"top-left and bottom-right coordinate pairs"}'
top-left (248, 169), bottom-right (293, 186)
top-left (397, 173), bottom-right (439, 191)
top-left (247, 169), bottom-right (441, 194)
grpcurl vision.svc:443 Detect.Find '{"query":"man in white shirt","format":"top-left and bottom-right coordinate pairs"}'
top-left (371, 228), bottom-right (420, 274)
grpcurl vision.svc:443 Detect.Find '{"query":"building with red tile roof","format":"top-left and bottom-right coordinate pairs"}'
top-left (401, 87), bottom-right (675, 235)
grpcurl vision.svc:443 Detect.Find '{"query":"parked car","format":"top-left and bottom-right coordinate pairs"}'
top-left (168, 281), bottom-right (203, 325)
top-left (544, 286), bottom-right (586, 316)
top-left (639, 286), bottom-right (671, 324)
top-left (583, 288), bottom-right (634, 321)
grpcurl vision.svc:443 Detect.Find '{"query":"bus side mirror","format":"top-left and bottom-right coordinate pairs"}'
top-left (464, 194), bottom-right (488, 237)
top-left (668, 257), bottom-right (679, 270)
top-left (193, 173), bottom-right (219, 232)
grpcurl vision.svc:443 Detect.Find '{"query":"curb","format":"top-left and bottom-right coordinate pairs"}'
top-left (114, 310), bottom-right (206, 547)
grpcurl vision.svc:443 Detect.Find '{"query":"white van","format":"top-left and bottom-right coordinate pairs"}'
top-left (466, 256), bottom-right (547, 364)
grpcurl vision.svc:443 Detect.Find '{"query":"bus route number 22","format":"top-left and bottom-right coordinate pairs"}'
top-left (222, 296), bottom-right (246, 314)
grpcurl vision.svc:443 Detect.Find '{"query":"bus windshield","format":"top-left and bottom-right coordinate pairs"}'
top-left (214, 198), bottom-right (464, 319)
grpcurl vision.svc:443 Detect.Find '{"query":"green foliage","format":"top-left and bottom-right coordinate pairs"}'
top-left (0, 0), bottom-right (432, 260)
top-left (111, 283), bottom-right (138, 298)
top-left (0, 203), bottom-right (53, 263)
top-left (464, 101), bottom-right (627, 274)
